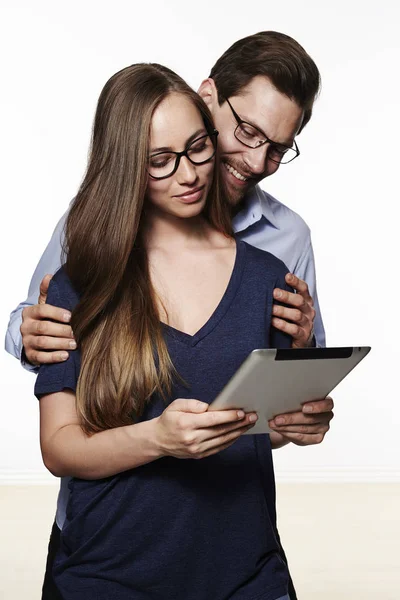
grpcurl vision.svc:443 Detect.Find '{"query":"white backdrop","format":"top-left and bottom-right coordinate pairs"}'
top-left (1, 0), bottom-right (399, 484)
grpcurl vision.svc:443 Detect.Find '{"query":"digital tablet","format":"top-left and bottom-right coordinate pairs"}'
top-left (209, 347), bottom-right (371, 434)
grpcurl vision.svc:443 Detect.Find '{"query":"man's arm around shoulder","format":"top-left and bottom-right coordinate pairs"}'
top-left (4, 210), bottom-right (71, 367)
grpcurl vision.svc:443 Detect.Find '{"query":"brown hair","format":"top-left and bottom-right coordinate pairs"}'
top-left (64, 63), bottom-right (232, 434)
top-left (210, 31), bottom-right (321, 133)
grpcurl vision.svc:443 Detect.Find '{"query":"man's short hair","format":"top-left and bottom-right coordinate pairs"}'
top-left (209, 31), bottom-right (321, 132)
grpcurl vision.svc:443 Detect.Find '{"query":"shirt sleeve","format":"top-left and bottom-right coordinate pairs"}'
top-left (295, 240), bottom-right (326, 348)
top-left (34, 273), bottom-right (81, 399)
top-left (4, 209), bottom-right (69, 368)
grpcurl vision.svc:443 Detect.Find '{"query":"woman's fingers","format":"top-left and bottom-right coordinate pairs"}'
top-left (193, 422), bottom-right (256, 458)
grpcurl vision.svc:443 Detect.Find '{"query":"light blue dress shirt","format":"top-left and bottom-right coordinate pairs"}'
top-left (233, 185), bottom-right (325, 347)
top-left (5, 184), bottom-right (325, 367)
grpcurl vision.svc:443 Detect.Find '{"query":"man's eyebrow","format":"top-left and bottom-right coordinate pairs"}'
top-left (233, 103), bottom-right (294, 147)
top-left (244, 115), bottom-right (294, 147)
top-left (150, 128), bottom-right (207, 154)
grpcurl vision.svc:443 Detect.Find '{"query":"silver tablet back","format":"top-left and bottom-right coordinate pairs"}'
top-left (210, 347), bottom-right (371, 434)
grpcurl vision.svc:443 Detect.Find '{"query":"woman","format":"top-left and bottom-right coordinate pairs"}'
top-left (35, 63), bottom-right (293, 600)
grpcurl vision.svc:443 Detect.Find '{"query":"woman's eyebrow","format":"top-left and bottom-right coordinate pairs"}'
top-left (185, 128), bottom-right (207, 147)
top-left (150, 128), bottom-right (207, 154)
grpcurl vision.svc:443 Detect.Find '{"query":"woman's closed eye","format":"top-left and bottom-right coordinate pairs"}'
top-left (189, 141), bottom-right (208, 154)
top-left (149, 153), bottom-right (175, 169)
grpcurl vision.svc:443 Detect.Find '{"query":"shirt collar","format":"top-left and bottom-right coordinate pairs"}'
top-left (232, 184), bottom-right (280, 234)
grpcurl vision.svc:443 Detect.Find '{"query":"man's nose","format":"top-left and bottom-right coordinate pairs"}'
top-left (242, 144), bottom-right (269, 175)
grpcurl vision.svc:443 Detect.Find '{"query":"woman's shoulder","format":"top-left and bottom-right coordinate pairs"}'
top-left (240, 240), bottom-right (289, 279)
top-left (48, 266), bottom-right (80, 310)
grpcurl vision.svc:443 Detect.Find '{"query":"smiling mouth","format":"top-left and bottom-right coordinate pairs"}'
top-left (223, 161), bottom-right (249, 183)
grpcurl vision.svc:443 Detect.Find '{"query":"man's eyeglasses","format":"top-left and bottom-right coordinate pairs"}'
top-left (148, 130), bottom-right (218, 180)
top-left (225, 98), bottom-right (300, 165)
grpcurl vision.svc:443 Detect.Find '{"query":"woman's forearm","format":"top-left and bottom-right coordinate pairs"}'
top-left (42, 418), bottom-right (163, 479)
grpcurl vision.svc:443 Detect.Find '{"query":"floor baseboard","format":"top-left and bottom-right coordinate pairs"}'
top-left (1, 467), bottom-right (399, 485)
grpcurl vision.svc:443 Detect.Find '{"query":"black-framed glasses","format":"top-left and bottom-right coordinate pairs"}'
top-left (148, 130), bottom-right (219, 180)
top-left (225, 98), bottom-right (300, 165)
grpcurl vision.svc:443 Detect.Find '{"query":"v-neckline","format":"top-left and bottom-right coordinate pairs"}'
top-left (162, 240), bottom-right (247, 347)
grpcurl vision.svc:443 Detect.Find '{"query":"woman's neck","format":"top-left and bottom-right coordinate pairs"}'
top-left (141, 207), bottom-right (213, 251)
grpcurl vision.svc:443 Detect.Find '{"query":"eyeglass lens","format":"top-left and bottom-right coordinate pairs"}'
top-left (148, 134), bottom-right (216, 179)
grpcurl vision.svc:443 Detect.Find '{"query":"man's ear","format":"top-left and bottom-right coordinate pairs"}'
top-left (197, 78), bottom-right (219, 111)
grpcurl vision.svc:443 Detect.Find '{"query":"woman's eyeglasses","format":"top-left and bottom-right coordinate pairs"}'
top-left (148, 130), bottom-right (219, 180)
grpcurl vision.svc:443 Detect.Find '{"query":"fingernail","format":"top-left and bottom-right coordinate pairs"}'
top-left (287, 274), bottom-right (294, 281)
top-left (275, 417), bottom-right (285, 425)
top-left (60, 352), bottom-right (69, 361)
top-left (249, 414), bottom-right (258, 422)
top-left (63, 312), bottom-right (71, 322)
top-left (69, 341), bottom-right (77, 349)
top-left (303, 405), bottom-right (313, 413)
top-left (237, 410), bottom-right (245, 419)
top-left (274, 290), bottom-right (282, 299)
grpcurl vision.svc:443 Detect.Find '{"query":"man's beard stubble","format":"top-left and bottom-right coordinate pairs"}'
top-left (220, 157), bottom-right (260, 215)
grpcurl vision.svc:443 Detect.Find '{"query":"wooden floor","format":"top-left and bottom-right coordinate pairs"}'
top-left (1, 483), bottom-right (399, 599)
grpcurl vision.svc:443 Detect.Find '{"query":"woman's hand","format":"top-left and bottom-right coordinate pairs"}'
top-left (154, 399), bottom-right (257, 460)
top-left (269, 397), bottom-right (334, 448)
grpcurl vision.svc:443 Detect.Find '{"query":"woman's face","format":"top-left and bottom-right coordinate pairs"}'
top-left (146, 92), bottom-right (215, 220)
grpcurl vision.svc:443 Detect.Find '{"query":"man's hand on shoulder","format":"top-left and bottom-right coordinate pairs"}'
top-left (272, 273), bottom-right (315, 348)
top-left (20, 274), bottom-right (76, 366)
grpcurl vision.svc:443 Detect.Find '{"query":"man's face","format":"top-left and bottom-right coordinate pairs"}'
top-left (200, 76), bottom-right (304, 206)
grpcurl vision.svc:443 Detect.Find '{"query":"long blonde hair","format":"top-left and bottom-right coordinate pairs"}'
top-left (64, 63), bottom-right (232, 434)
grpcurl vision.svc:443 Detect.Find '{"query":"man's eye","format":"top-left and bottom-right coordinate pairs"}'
top-left (269, 145), bottom-right (287, 157)
top-left (240, 125), bottom-right (258, 139)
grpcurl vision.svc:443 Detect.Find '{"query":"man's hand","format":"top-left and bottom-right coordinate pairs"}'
top-left (272, 273), bottom-right (316, 348)
top-left (20, 274), bottom-right (76, 366)
top-left (269, 397), bottom-right (334, 448)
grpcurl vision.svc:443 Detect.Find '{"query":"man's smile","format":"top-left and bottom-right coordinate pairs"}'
top-left (223, 161), bottom-right (250, 184)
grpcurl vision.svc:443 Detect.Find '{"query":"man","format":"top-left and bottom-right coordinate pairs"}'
top-left (5, 31), bottom-right (333, 600)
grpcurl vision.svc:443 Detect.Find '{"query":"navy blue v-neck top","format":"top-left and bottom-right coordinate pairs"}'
top-left (35, 240), bottom-right (294, 600)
